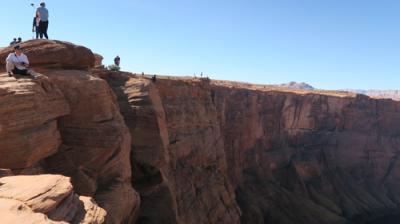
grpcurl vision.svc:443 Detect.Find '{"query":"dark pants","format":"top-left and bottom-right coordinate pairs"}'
top-left (39, 21), bottom-right (49, 39)
top-left (35, 26), bottom-right (40, 39)
top-left (12, 68), bottom-right (29, 76)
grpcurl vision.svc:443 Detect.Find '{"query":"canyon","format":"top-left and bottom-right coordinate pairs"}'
top-left (1, 40), bottom-right (400, 224)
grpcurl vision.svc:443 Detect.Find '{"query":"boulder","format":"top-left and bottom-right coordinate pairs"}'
top-left (0, 40), bottom-right (95, 70)
top-left (94, 53), bottom-right (104, 68)
top-left (0, 174), bottom-right (106, 223)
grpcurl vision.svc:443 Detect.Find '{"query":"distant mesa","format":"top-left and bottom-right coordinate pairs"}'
top-left (277, 82), bottom-right (400, 101)
top-left (345, 89), bottom-right (400, 101)
top-left (278, 81), bottom-right (315, 90)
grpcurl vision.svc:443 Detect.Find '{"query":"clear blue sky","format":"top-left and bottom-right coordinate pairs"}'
top-left (1, 0), bottom-right (399, 89)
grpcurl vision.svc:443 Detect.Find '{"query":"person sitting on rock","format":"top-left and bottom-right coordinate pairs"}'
top-left (6, 45), bottom-right (33, 77)
top-left (9, 38), bottom-right (17, 46)
top-left (16, 37), bottom-right (22, 43)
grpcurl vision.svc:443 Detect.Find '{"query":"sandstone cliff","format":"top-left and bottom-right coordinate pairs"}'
top-left (98, 72), bottom-right (400, 224)
top-left (0, 40), bottom-right (139, 224)
top-left (1, 40), bottom-right (400, 224)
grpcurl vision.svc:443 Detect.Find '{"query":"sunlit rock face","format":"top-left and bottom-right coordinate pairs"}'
top-left (0, 40), bottom-right (139, 224)
top-left (100, 71), bottom-right (400, 224)
top-left (2, 39), bottom-right (400, 224)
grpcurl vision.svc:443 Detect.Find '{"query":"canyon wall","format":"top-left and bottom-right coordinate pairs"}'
top-left (1, 40), bottom-right (400, 224)
top-left (99, 71), bottom-right (400, 224)
top-left (212, 87), bottom-right (400, 223)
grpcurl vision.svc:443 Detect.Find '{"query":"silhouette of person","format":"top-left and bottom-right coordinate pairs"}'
top-left (33, 13), bottom-right (41, 39)
top-left (114, 56), bottom-right (120, 66)
top-left (9, 38), bottom-right (17, 46)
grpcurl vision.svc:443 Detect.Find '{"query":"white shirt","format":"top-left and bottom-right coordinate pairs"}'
top-left (6, 53), bottom-right (29, 70)
top-left (36, 17), bottom-right (41, 27)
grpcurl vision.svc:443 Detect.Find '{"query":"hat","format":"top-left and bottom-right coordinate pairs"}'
top-left (14, 45), bottom-right (21, 50)
top-left (40, 2), bottom-right (45, 6)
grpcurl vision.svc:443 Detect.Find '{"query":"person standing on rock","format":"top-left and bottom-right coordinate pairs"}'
top-left (36, 2), bottom-right (49, 39)
top-left (32, 13), bottom-right (41, 39)
top-left (6, 45), bottom-right (33, 77)
top-left (114, 56), bottom-right (120, 66)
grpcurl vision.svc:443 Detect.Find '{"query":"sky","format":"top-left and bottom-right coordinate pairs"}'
top-left (1, 0), bottom-right (399, 90)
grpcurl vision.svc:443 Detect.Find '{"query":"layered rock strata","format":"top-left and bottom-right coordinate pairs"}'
top-left (2, 39), bottom-right (400, 224)
top-left (98, 71), bottom-right (400, 224)
top-left (98, 72), bottom-right (241, 224)
top-left (0, 174), bottom-right (106, 224)
top-left (0, 40), bottom-right (139, 223)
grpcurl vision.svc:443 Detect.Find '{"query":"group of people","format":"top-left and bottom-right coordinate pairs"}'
top-left (33, 2), bottom-right (49, 39)
top-left (5, 2), bottom-right (49, 79)
top-left (9, 37), bottom-right (22, 46)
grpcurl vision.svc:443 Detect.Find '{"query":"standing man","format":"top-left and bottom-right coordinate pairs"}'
top-left (36, 2), bottom-right (49, 39)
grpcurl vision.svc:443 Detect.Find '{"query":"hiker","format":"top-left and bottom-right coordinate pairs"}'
top-left (32, 13), bottom-right (41, 39)
top-left (114, 56), bottom-right (120, 66)
top-left (36, 2), bottom-right (49, 39)
top-left (9, 38), bottom-right (17, 46)
top-left (152, 75), bottom-right (157, 82)
top-left (5, 45), bottom-right (33, 77)
top-left (16, 37), bottom-right (22, 43)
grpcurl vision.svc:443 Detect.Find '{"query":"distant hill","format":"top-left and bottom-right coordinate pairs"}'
top-left (278, 82), bottom-right (315, 90)
top-left (276, 82), bottom-right (400, 101)
top-left (345, 90), bottom-right (400, 101)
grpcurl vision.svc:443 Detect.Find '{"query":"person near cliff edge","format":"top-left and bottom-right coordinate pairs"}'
top-left (5, 45), bottom-right (36, 78)
top-left (36, 2), bottom-right (49, 39)
top-left (114, 56), bottom-right (120, 66)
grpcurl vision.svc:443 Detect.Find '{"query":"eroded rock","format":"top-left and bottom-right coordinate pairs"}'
top-left (0, 174), bottom-right (106, 224)
top-left (0, 40), bottom-right (95, 70)
top-left (0, 75), bottom-right (69, 169)
top-left (42, 70), bottom-right (139, 223)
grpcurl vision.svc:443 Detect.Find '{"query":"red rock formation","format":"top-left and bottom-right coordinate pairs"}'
top-left (0, 40), bottom-right (139, 223)
top-left (42, 70), bottom-right (139, 223)
top-left (2, 40), bottom-right (400, 224)
top-left (0, 76), bottom-right (69, 169)
top-left (212, 87), bottom-right (400, 223)
top-left (0, 40), bottom-right (95, 70)
top-left (98, 71), bottom-right (400, 224)
top-left (0, 174), bottom-right (106, 224)
top-left (94, 53), bottom-right (104, 68)
top-left (98, 72), bottom-right (242, 224)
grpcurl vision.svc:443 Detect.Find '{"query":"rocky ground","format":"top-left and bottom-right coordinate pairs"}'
top-left (1, 40), bottom-right (400, 224)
